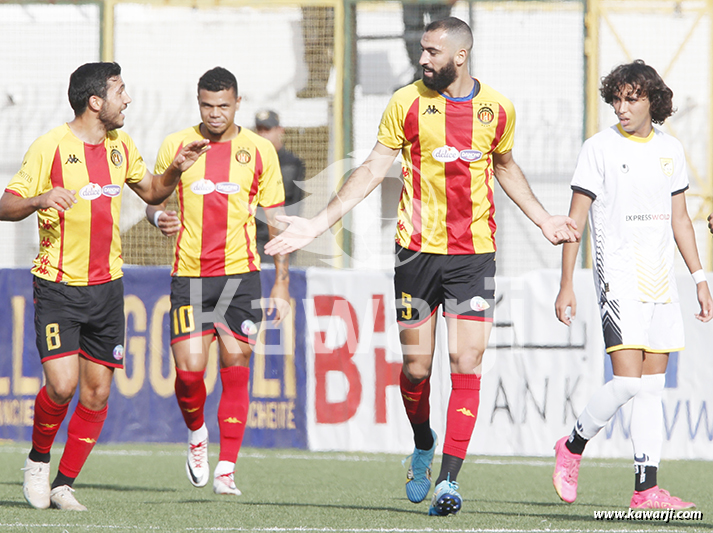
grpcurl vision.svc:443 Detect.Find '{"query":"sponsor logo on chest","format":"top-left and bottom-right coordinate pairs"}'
top-left (78, 183), bottom-right (122, 200)
top-left (432, 146), bottom-right (483, 163)
top-left (190, 179), bottom-right (241, 195)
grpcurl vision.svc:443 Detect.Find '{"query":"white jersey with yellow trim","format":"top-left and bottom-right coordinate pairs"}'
top-left (571, 124), bottom-right (689, 304)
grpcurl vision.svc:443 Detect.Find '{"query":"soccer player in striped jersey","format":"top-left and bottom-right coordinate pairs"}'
top-left (146, 67), bottom-right (290, 496)
top-left (0, 62), bottom-right (209, 511)
top-left (266, 17), bottom-right (579, 515)
top-left (553, 60), bottom-right (712, 509)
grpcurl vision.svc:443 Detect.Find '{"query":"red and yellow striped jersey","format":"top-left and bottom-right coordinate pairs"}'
top-left (6, 124), bottom-right (147, 286)
top-left (378, 79), bottom-right (515, 255)
top-left (155, 125), bottom-right (284, 277)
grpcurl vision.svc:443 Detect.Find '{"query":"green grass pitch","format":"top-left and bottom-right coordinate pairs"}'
top-left (0, 442), bottom-right (711, 532)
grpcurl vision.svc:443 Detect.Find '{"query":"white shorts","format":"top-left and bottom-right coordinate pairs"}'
top-left (599, 299), bottom-right (684, 354)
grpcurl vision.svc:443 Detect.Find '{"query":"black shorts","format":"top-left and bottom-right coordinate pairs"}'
top-left (393, 246), bottom-right (496, 327)
top-left (170, 273), bottom-right (263, 345)
top-left (33, 276), bottom-right (126, 368)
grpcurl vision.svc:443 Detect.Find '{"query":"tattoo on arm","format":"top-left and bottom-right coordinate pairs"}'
top-left (275, 254), bottom-right (289, 281)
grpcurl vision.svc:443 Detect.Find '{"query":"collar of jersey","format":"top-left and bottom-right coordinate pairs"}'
top-left (440, 78), bottom-right (480, 102)
top-left (616, 123), bottom-right (654, 143)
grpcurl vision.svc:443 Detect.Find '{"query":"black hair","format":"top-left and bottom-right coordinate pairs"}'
top-left (68, 62), bottom-right (122, 117)
top-left (197, 67), bottom-right (238, 96)
top-left (600, 60), bottom-right (674, 124)
top-left (424, 16), bottom-right (473, 52)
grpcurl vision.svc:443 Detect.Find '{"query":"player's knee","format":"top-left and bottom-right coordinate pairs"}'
top-left (79, 384), bottom-right (111, 411)
top-left (46, 383), bottom-right (75, 405)
top-left (402, 361), bottom-right (431, 383)
top-left (610, 375), bottom-right (642, 401)
top-left (449, 348), bottom-right (484, 374)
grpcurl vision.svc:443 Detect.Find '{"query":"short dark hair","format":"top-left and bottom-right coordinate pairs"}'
top-left (600, 60), bottom-right (674, 124)
top-left (68, 62), bottom-right (122, 117)
top-left (424, 16), bottom-right (473, 52)
top-left (198, 67), bottom-right (238, 96)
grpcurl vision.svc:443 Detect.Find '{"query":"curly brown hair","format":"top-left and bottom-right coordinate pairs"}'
top-left (600, 60), bottom-right (674, 124)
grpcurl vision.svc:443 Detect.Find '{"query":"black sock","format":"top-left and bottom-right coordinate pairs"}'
top-left (565, 429), bottom-right (588, 455)
top-left (634, 465), bottom-right (657, 492)
top-left (436, 454), bottom-right (463, 485)
top-left (28, 448), bottom-right (50, 464)
top-left (51, 471), bottom-right (76, 490)
top-left (412, 421), bottom-right (434, 451)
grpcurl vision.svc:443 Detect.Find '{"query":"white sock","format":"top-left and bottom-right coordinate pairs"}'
top-left (189, 423), bottom-right (208, 445)
top-left (631, 373), bottom-right (665, 467)
top-left (214, 460), bottom-right (234, 478)
top-left (576, 375), bottom-right (642, 440)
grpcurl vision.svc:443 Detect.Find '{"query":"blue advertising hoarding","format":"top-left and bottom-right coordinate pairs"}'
top-left (0, 267), bottom-right (308, 449)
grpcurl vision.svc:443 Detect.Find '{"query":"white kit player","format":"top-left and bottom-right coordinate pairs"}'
top-left (552, 60), bottom-right (712, 509)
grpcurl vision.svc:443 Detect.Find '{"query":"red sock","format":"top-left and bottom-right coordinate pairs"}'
top-left (58, 402), bottom-right (107, 477)
top-left (217, 366), bottom-right (250, 463)
top-left (32, 387), bottom-right (70, 454)
top-left (400, 370), bottom-right (430, 424)
top-left (443, 373), bottom-right (481, 459)
top-left (175, 369), bottom-right (206, 431)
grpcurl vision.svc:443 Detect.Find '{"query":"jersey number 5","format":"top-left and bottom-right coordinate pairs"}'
top-left (401, 292), bottom-right (412, 320)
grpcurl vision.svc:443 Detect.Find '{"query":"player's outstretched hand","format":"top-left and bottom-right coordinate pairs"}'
top-left (265, 215), bottom-right (321, 255)
top-left (156, 210), bottom-right (181, 237)
top-left (173, 139), bottom-right (211, 171)
top-left (695, 281), bottom-right (713, 322)
top-left (541, 215), bottom-right (580, 245)
top-left (555, 285), bottom-right (577, 326)
top-left (708, 213), bottom-right (713, 234)
top-left (38, 187), bottom-right (77, 212)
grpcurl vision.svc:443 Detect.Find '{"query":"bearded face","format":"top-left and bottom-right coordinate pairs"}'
top-left (421, 58), bottom-right (458, 93)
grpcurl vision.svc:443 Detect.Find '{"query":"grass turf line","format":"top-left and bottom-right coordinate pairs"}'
top-left (0, 442), bottom-right (711, 533)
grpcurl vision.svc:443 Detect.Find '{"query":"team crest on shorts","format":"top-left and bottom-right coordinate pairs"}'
top-left (113, 344), bottom-right (124, 361)
top-left (660, 158), bottom-right (674, 177)
top-left (110, 149), bottom-right (124, 167)
top-left (470, 296), bottom-right (490, 312)
top-left (235, 149), bottom-right (251, 164)
top-left (241, 320), bottom-right (258, 335)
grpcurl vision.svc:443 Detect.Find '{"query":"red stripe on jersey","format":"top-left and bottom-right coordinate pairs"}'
top-left (85, 144), bottom-right (114, 284)
top-left (200, 142), bottom-right (230, 277)
top-left (50, 147), bottom-right (65, 282)
top-left (172, 143), bottom-right (185, 276)
top-left (245, 151), bottom-right (261, 272)
top-left (4, 189), bottom-right (22, 197)
top-left (444, 100), bottom-right (475, 254)
top-left (403, 99), bottom-right (422, 250)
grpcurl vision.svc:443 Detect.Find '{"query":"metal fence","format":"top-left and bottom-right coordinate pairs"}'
top-left (1, 0), bottom-right (712, 274)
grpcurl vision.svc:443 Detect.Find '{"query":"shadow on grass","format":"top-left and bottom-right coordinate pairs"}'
top-left (78, 483), bottom-right (178, 493)
top-left (150, 499), bottom-right (428, 515)
top-left (480, 497), bottom-right (615, 509)
top-left (0, 500), bottom-right (33, 509)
